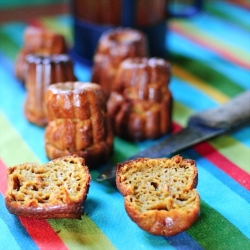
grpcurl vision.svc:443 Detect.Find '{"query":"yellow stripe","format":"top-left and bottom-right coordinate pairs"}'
top-left (0, 113), bottom-right (40, 166)
top-left (172, 64), bottom-right (230, 104)
top-left (49, 217), bottom-right (116, 250)
top-left (0, 113), bottom-right (116, 250)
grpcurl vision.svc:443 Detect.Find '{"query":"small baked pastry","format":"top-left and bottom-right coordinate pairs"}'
top-left (15, 26), bottom-right (68, 82)
top-left (5, 155), bottom-right (91, 219)
top-left (107, 57), bottom-right (172, 141)
top-left (116, 155), bottom-right (200, 236)
top-left (44, 82), bottom-right (113, 168)
top-left (24, 54), bottom-right (76, 126)
top-left (91, 27), bottom-right (148, 98)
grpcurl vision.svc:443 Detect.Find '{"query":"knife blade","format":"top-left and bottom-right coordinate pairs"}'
top-left (97, 90), bottom-right (250, 181)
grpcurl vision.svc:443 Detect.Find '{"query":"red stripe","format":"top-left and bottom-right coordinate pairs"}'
top-left (194, 143), bottom-right (250, 190)
top-left (0, 159), bottom-right (68, 250)
top-left (173, 123), bottom-right (250, 190)
top-left (19, 217), bottom-right (68, 250)
top-left (170, 24), bottom-right (250, 70)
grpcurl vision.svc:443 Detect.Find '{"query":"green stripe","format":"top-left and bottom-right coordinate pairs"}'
top-left (188, 200), bottom-right (250, 249)
top-left (41, 17), bottom-right (73, 46)
top-left (112, 137), bottom-right (140, 163)
top-left (0, 0), bottom-right (63, 9)
top-left (210, 136), bottom-right (250, 173)
top-left (170, 53), bottom-right (245, 97)
top-left (205, 4), bottom-right (250, 32)
top-left (172, 100), bottom-right (193, 127)
top-left (0, 31), bottom-right (20, 60)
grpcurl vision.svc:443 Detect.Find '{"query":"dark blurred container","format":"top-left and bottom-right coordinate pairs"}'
top-left (70, 0), bottom-right (203, 64)
top-left (71, 0), bottom-right (168, 64)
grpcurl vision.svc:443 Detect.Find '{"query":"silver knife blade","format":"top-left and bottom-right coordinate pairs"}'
top-left (97, 91), bottom-right (250, 181)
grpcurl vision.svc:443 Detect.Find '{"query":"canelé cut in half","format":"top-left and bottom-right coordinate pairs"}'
top-left (116, 155), bottom-right (200, 236)
top-left (5, 155), bottom-right (91, 219)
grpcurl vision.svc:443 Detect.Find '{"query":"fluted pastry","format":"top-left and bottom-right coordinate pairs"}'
top-left (91, 27), bottom-right (148, 98)
top-left (44, 82), bottom-right (113, 168)
top-left (15, 26), bottom-right (67, 82)
top-left (24, 54), bottom-right (76, 126)
top-left (107, 57), bottom-right (172, 141)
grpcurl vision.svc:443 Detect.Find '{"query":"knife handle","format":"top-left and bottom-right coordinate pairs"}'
top-left (189, 91), bottom-right (250, 129)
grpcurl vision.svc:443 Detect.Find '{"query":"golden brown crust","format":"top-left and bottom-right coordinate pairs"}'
top-left (116, 155), bottom-right (200, 236)
top-left (24, 54), bottom-right (76, 126)
top-left (5, 155), bottom-right (91, 219)
top-left (107, 57), bottom-right (172, 141)
top-left (91, 27), bottom-right (149, 98)
top-left (15, 26), bottom-right (67, 82)
top-left (44, 82), bottom-right (113, 168)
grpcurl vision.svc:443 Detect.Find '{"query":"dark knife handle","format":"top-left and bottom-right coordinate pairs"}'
top-left (189, 91), bottom-right (250, 129)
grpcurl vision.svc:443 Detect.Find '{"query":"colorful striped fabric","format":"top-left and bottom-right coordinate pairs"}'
top-left (0, 1), bottom-right (250, 249)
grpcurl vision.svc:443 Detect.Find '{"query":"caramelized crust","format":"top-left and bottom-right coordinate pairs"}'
top-left (5, 155), bottom-right (91, 219)
top-left (24, 54), bottom-right (76, 126)
top-left (15, 26), bottom-right (67, 82)
top-left (107, 57), bottom-right (172, 141)
top-left (91, 27), bottom-right (148, 98)
top-left (116, 155), bottom-right (200, 236)
top-left (44, 82), bottom-right (113, 168)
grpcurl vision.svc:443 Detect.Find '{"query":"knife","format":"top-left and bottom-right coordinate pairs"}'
top-left (97, 91), bottom-right (250, 181)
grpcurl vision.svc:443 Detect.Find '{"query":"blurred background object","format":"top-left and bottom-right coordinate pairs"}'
top-left (0, 0), bottom-right (203, 64)
top-left (0, 0), bottom-right (69, 23)
top-left (71, 0), bottom-right (168, 64)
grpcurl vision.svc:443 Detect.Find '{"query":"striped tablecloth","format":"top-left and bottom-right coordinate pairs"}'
top-left (0, 1), bottom-right (249, 249)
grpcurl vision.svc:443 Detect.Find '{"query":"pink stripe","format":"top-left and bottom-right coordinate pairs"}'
top-left (0, 159), bottom-right (68, 250)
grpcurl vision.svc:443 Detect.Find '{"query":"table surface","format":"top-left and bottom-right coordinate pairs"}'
top-left (0, 1), bottom-right (250, 250)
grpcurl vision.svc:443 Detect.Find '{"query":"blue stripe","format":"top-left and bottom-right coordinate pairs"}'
top-left (164, 232), bottom-right (204, 250)
top-left (170, 77), bottom-right (219, 109)
top-left (232, 127), bottom-right (250, 148)
top-left (0, 218), bottom-right (21, 250)
top-left (0, 195), bottom-right (39, 250)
